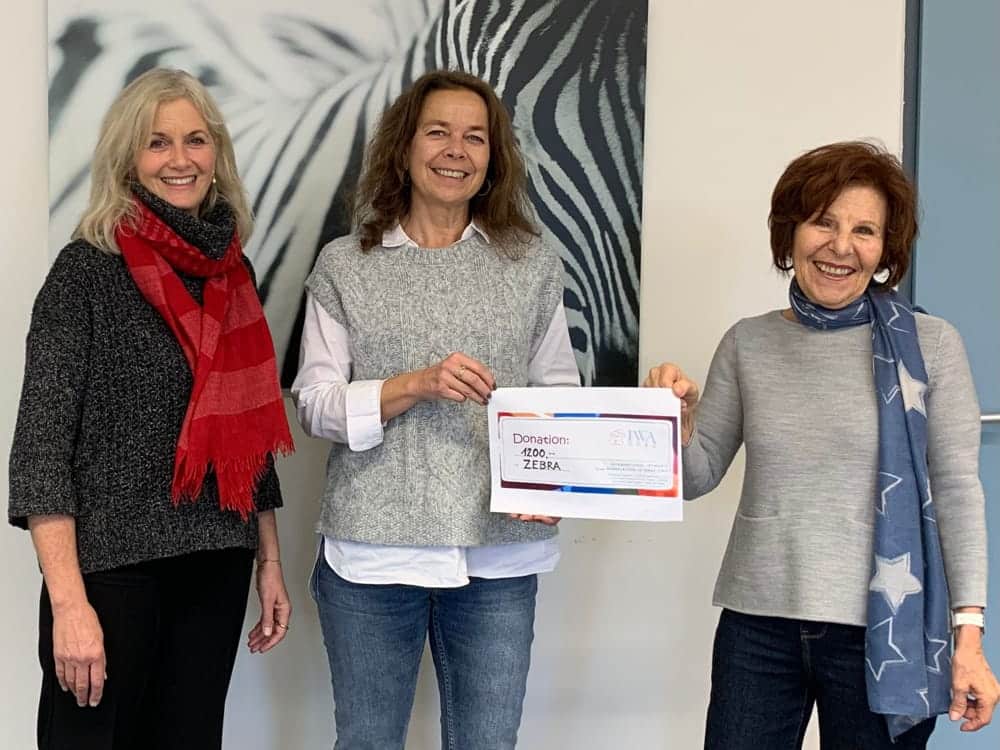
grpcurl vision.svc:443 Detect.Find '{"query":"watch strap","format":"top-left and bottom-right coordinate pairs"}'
top-left (952, 611), bottom-right (986, 632)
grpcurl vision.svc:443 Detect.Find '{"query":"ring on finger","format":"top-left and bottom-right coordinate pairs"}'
top-left (456, 364), bottom-right (467, 381)
top-left (275, 622), bottom-right (289, 631)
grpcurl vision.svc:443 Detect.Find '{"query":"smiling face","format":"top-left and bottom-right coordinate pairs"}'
top-left (134, 97), bottom-right (216, 216)
top-left (791, 184), bottom-right (887, 309)
top-left (406, 88), bottom-right (490, 219)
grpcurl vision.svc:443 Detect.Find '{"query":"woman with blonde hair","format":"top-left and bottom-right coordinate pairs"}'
top-left (9, 68), bottom-right (293, 749)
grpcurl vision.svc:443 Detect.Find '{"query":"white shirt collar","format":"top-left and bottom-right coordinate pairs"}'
top-left (381, 220), bottom-right (490, 248)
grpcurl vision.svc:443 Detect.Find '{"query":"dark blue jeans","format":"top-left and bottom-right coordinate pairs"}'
top-left (311, 557), bottom-right (537, 750)
top-left (705, 609), bottom-right (937, 749)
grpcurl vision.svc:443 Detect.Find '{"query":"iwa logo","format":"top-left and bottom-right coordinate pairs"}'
top-left (609, 428), bottom-right (656, 448)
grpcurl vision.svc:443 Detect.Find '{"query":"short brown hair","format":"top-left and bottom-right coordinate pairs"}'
top-left (769, 141), bottom-right (917, 287)
top-left (353, 70), bottom-right (537, 255)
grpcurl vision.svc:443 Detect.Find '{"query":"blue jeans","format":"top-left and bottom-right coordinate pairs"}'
top-left (705, 609), bottom-right (936, 749)
top-left (311, 557), bottom-right (537, 750)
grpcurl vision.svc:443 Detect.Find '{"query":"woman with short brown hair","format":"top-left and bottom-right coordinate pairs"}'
top-left (645, 141), bottom-right (997, 748)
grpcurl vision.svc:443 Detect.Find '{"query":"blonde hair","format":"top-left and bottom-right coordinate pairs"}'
top-left (73, 68), bottom-right (253, 253)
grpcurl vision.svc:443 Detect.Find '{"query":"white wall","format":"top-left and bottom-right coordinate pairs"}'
top-left (0, 1), bottom-right (905, 747)
top-left (0, 1), bottom-right (50, 743)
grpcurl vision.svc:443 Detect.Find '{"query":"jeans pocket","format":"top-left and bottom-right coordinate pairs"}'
top-left (308, 538), bottom-right (324, 604)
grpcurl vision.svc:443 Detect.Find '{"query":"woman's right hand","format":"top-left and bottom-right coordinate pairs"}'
top-left (414, 352), bottom-right (497, 406)
top-left (410, 352), bottom-right (496, 406)
top-left (380, 352), bottom-right (496, 422)
top-left (28, 515), bottom-right (107, 708)
top-left (52, 600), bottom-right (106, 707)
top-left (642, 363), bottom-right (700, 446)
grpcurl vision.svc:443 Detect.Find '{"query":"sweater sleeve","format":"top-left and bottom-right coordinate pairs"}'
top-left (8, 247), bottom-right (93, 528)
top-left (253, 454), bottom-right (284, 512)
top-left (923, 319), bottom-right (988, 609)
top-left (683, 323), bottom-right (744, 499)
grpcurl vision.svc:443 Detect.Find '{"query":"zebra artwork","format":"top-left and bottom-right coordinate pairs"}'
top-left (48, 0), bottom-right (647, 386)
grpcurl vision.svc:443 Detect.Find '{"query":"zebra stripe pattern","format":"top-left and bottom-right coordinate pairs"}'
top-left (48, 0), bottom-right (647, 385)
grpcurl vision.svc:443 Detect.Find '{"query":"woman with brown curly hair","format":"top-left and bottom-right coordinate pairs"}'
top-left (292, 70), bottom-right (578, 748)
top-left (644, 141), bottom-right (998, 748)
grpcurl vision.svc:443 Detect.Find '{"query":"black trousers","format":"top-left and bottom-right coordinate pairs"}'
top-left (37, 547), bottom-right (255, 750)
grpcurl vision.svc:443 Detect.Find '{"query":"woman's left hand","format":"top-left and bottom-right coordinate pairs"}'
top-left (509, 513), bottom-right (561, 525)
top-left (949, 628), bottom-right (1000, 731)
top-left (247, 560), bottom-right (292, 654)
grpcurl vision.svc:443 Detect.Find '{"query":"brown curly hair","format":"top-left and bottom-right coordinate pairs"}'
top-left (354, 70), bottom-right (537, 256)
top-left (769, 141), bottom-right (918, 287)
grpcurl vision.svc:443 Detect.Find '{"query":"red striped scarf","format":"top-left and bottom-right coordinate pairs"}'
top-left (117, 201), bottom-right (293, 518)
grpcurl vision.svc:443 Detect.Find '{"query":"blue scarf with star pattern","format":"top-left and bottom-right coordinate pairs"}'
top-left (790, 279), bottom-right (950, 739)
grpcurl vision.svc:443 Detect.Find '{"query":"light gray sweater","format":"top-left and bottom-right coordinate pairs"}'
top-left (685, 310), bottom-right (987, 626)
top-left (306, 233), bottom-right (564, 546)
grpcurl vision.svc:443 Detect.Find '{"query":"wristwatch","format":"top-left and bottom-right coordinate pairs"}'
top-left (952, 611), bottom-right (986, 633)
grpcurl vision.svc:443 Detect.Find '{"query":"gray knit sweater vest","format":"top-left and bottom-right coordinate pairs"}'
top-left (306, 232), bottom-right (564, 546)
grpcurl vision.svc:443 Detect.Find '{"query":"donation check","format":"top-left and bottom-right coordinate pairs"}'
top-left (488, 387), bottom-right (683, 522)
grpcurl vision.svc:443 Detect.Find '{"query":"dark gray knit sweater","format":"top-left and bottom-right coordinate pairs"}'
top-left (8, 193), bottom-right (282, 573)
